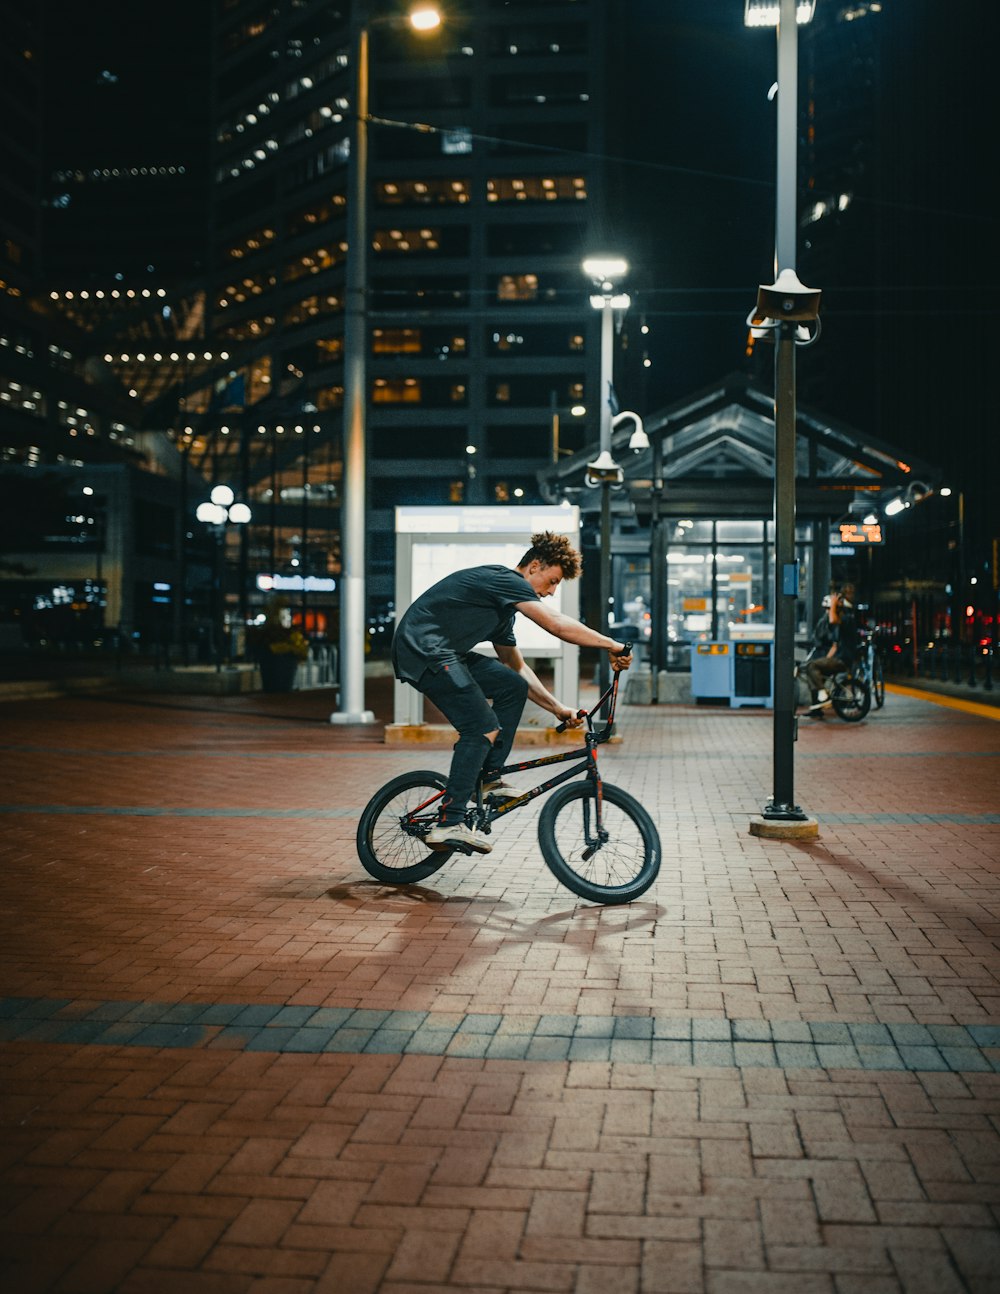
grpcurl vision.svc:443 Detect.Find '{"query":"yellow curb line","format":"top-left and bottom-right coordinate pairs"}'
top-left (886, 682), bottom-right (1000, 722)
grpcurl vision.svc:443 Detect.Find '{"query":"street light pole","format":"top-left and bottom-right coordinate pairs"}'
top-left (333, 4), bottom-right (441, 725)
top-left (745, 0), bottom-right (819, 837)
top-left (597, 299), bottom-right (615, 700)
top-left (196, 486), bottom-right (252, 674)
top-left (582, 256), bottom-right (629, 711)
top-left (333, 14), bottom-right (375, 725)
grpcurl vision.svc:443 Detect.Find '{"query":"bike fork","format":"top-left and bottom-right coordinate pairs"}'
top-left (579, 762), bottom-right (608, 861)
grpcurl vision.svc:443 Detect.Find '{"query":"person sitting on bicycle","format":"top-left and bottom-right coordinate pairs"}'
top-left (391, 531), bottom-right (632, 853)
top-left (803, 584), bottom-right (858, 717)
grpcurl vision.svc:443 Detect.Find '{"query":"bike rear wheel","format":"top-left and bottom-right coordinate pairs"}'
top-left (831, 676), bottom-right (871, 722)
top-left (357, 770), bottom-right (453, 884)
top-left (537, 781), bottom-right (660, 905)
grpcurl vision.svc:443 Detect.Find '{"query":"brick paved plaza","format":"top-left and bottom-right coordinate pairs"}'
top-left (1, 680), bottom-right (999, 1292)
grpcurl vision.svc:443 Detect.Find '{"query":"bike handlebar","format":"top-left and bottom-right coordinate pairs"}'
top-left (555, 641), bottom-right (633, 733)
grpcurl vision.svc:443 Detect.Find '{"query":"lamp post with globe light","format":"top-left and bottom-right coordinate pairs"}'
top-left (196, 485), bottom-right (252, 670)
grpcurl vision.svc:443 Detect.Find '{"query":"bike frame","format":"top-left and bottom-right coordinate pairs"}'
top-left (476, 665), bottom-right (625, 829)
top-left (400, 665), bottom-right (628, 840)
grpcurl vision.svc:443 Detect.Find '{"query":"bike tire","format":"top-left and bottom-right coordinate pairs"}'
top-left (873, 654), bottom-right (885, 708)
top-left (357, 770), bottom-right (453, 884)
top-left (537, 781), bottom-right (660, 905)
top-left (831, 677), bottom-right (871, 722)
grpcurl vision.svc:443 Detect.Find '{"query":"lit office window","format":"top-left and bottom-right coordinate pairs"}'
top-left (376, 179), bottom-right (470, 205)
top-left (486, 175), bottom-right (586, 202)
top-left (372, 378), bottom-right (421, 404)
top-left (497, 274), bottom-right (538, 302)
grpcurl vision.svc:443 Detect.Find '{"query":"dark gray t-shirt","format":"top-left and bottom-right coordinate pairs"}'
top-left (391, 565), bottom-right (540, 685)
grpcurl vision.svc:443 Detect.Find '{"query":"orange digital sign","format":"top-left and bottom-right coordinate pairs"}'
top-left (837, 522), bottom-right (884, 546)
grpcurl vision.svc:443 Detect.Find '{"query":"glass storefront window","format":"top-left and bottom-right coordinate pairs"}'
top-left (716, 520), bottom-right (764, 542)
top-left (716, 544), bottom-right (767, 637)
top-left (666, 519), bottom-right (712, 543)
top-left (614, 519), bottom-right (820, 670)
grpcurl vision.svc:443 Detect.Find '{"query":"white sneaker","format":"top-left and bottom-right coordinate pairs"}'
top-left (816, 688), bottom-right (829, 702)
top-left (425, 822), bottom-right (493, 853)
top-left (482, 777), bottom-right (518, 800)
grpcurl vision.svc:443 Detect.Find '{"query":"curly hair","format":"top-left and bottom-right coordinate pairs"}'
top-left (518, 531), bottom-right (582, 580)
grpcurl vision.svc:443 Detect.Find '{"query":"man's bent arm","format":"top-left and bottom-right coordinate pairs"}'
top-left (495, 644), bottom-right (573, 718)
top-left (516, 601), bottom-right (628, 657)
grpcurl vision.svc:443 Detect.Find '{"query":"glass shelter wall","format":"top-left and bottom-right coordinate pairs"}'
top-left (618, 519), bottom-right (817, 671)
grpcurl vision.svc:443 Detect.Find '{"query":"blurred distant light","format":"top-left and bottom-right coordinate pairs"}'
top-left (409, 5), bottom-right (442, 31)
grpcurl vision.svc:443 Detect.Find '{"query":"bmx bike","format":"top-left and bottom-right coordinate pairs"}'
top-left (854, 627), bottom-right (886, 709)
top-left (794, 659), bottom-right (871, 722)
top-left (356, 652), bottom-right (661, 905)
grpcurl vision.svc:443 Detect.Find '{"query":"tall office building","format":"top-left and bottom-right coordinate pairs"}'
top-left (205, 0), bottom-right (621, 621)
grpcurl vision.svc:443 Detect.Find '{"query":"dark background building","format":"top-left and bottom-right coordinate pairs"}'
top-left (1, 0), bottom-right (996, 664)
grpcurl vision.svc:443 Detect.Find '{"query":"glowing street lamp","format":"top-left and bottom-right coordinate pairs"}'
top-left (197, 485), bottom-right (252, 670)
top-left (334, 4), bottom-right (443, 725)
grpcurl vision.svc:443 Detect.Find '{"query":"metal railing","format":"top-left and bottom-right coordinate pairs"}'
top-left (297, 642), bottom-right (339, 691)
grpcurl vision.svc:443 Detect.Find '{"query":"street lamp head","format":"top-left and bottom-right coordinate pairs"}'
top-left (210, 484), bottom-right (235, 507)
top-left (585, 450), bottom-right (625, 487)
top-left (228, 502), bottom-right (252, 525)
top-left (408, 5), bottom-right (442, 31)
top-left (582, 256), bottom-right (628, 284)
top-left (753, 268), bottom-right (821, 323)
top-left (744, 0), bottom-right (816, 26)
top-left (589, 292), bottom-right (631, 311)
top-left (197, 501), bottom-right (227, 525)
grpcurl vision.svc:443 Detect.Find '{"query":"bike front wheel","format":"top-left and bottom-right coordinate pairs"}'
top-left (832, 677), bottom-right (871, 722)
top-left (537, 781), bottom-right (660, 905)
top-left (357, 770), bottom-right (453, 884)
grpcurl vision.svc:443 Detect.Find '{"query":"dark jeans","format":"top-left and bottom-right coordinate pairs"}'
top-left (804, 654), bottom-right (844, 699)
top-left (417, 653), bottom-right (529, 824)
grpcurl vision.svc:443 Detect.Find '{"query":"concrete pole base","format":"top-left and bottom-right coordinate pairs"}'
top-left (749, 814), bottom-right (819, 840)
top-left (329, 710), bottom-right (376, 725)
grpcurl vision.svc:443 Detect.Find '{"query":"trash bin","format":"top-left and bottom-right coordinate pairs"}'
top-left (691, 641), bottom-right (731, 700)
top-left (731, 640), bottom-right (773, 707)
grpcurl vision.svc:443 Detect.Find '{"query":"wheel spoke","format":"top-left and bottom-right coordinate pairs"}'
top-left (549, 794), bottom-right (649, 890)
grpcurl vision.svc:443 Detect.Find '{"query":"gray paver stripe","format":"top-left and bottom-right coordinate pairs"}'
top-left (0, 805), bottom-right (359, 818)
top-left (1, 996), bottom-right (997, 1072)
top-left (2, 803), bottom-right (1000, 826)
top-left (2, 804), bottom-right (1000, 825)
top-left (3, 745), bottom-right (999, 760)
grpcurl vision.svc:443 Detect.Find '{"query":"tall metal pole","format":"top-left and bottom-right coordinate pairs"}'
top-left (763, 0), bottom-right (808, 822)
top-left (774, 0), bottom-right (798, 278)
top-left (597, 301), bottom-right (614, 710)
top-left (333, 16), bottom-right (375, 723)
top-left (765, 323), bottom-right (802, 816)
top-left (650, 433), bottom-right (664, 704)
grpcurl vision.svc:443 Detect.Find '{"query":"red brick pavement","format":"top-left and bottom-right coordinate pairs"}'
top-left (1, 682), bottom-right (998, 1291)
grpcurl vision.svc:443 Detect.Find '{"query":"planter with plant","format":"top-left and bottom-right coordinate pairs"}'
top-left (247, 605), bottom-right (309, 692)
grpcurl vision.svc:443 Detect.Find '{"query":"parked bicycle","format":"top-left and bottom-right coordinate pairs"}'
top-left (853, 626), bottom-right (886, 709)
top-left (357, 649), bottom-right (661, 905)
top-left (794, 659), bottom-right (871, 722)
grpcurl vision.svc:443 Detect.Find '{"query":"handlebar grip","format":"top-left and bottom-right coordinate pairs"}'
top-left (555, 708), bottom-right (587, 734)
top-left (619, 640), bottom-right (633, 654)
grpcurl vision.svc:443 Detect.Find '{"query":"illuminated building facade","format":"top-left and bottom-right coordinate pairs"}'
top-left (203, 0), bottom-right (619, 617)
